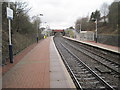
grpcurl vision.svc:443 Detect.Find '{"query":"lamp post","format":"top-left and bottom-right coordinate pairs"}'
top-left (95, 19), bottom-right (98, 43)
top-left (36, 14), bottom-right (43, 43)
top-left (91, 18), bottom-right (98, 43)
top-left (47, 24), bottom-right (51, 37)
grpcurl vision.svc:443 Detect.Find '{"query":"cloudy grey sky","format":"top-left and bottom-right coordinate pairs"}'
top-left (13, 0), bottom-right (114, 29)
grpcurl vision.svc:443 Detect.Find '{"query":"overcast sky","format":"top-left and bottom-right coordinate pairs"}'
top-left (13, 0), bottom-right (114, 29)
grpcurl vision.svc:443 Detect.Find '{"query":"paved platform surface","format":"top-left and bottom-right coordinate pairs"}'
top-left (3, 38), bottom-right (50, 88)
top-left (2, 37), bottom-right (76, 88)
top-left (50, 37), bottom-right (75, 88)
top-left (2, 42), bottom-right (38, 75)
top-left (63, 36), bottom-right (120, 54)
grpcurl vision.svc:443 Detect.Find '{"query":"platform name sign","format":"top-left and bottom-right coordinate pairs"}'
top-left (7, 7), bottom-right (13, 20)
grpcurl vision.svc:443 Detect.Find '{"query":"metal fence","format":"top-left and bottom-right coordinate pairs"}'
top-left (78, 32), bottom-right (119, 47)
top-left (97, 34), bottom-right (120, 47)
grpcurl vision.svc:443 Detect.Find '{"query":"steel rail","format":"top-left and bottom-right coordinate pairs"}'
top-left (54, 39), bottom-right (83, 90)
top-left (64, 41), bottom-right (120, 75)
top-left (65, 40), bottom-right (120, 66)
top-left (60, 43), bottom-right (115, 90)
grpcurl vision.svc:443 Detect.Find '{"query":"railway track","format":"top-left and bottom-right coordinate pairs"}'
top-left (54, 36), bottom-right (119, 90)
top-left (63, 40), bottom-right (120, 75)
top-left (64, 38), bottom-right (120, 67)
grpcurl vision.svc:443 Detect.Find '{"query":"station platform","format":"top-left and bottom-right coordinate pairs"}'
top-left (63, 36), bottom-right (120, 54)
top-left (2, 37), bottom-right (75, 88)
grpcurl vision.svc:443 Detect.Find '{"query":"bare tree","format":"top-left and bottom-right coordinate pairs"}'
top-left (100, 2), bottom-right (109, 22)
top-left (75, 16), bottom-right (89, 32)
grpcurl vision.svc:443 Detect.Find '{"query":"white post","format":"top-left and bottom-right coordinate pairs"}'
top-left (9, 19), bottom-right (12, 45)
top-left (79, 24), bottom-right (81, 40)
top-left (8, 3), bottom-right (12, 45)
top-left (95, 19), bottom-right (98, 43)
top-left (8, 2), bottom-right (13, 63)
top-left (80, 24), bottom-right (81, 33)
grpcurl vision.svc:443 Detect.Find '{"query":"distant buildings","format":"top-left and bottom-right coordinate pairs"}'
top-left (80, 31), bottom-right (94, 41)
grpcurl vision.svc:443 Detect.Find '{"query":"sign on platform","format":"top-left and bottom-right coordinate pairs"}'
top-left (7, 7), bottom-right (13, 20)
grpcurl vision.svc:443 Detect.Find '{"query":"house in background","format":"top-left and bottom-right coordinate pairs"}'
top-left (99, 16), bottom-right (108, 23)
